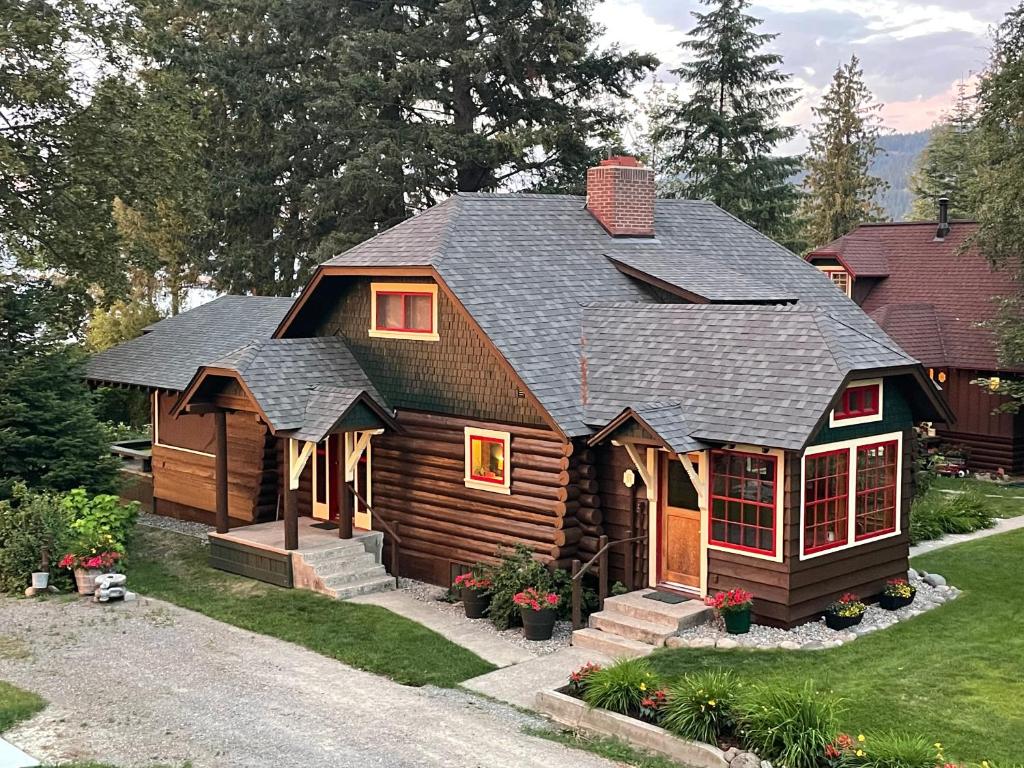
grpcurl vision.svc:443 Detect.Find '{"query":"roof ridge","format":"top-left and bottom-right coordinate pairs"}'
top-left (817, 309), bottom-right (911, 364)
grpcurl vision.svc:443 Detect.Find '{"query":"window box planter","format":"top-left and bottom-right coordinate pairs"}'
top-left (462, 588), bottom-right (491, 619)
top-left (535, 688), bottom-right (727, 768)
top-left (879, 589), bottom-right (916, 611)
top-left (723, 608), bottom-right (751, 635)
top-left (521, 606), bottom-right (557, 640)
top-left (824, 612), bottom-right (863, 631)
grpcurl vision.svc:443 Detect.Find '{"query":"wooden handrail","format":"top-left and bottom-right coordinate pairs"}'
top-left (345, 483), bottom-right (401, 578)
top-left (570, 530), bottom-right (648, 630)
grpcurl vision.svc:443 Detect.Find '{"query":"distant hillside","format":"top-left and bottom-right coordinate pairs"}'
top-left (871, 130), bottom-right (931, 221)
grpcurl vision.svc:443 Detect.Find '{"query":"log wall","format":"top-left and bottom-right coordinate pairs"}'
top-left (936, 368), bottom-right (1024, 472)
top-left (592, 443), bottom-right (648, 587)
top-left (371, 410), bottom-right (573, 585)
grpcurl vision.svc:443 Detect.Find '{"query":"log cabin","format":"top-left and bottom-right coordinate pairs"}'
top-left (807, 199), bottom-right (1024, 473)
top-left (87, 156), bottom-right (952, 627)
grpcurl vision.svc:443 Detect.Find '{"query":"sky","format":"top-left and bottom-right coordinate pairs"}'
top-left (596, 0), bottom-right (1008, 151)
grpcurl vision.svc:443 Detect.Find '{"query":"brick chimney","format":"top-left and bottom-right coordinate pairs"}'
top-left (586, 156), bottom-right (655, 237)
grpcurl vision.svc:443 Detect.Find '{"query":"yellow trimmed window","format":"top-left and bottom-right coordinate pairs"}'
top-left (464, 427), bottom-right (510, 494)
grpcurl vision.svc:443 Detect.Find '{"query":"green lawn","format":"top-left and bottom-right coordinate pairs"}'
top-left (128, 526), bottom-right (495, 687)
top-left (0, 680), bottom-right (44, 732)
top-left (932, 476), bottom-right (1024, 518)
top-left (648, 530), bottom-right (1024, 764)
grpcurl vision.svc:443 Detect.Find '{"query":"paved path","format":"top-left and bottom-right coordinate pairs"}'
top-left (910, 514), bottom-right (1024, 558)
top-left (0, 596), bottom-right (619, 768)
top-left (464, 646), bottom-right (612, 710)
top-left (346, 590), bottom-right (534, 668)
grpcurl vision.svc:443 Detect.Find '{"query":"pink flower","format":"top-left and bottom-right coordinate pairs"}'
top-left (545, 593), bottom-right (559, 606)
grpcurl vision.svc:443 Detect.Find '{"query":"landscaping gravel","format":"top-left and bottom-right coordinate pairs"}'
top-left (667, 571), bottom-right (960, 651)
top-left (137, 511), bottom-right (212, 541)
top-left (0, 595), bottom-right (612, 768)
top-left (397, 578), bottom-right (573, 656)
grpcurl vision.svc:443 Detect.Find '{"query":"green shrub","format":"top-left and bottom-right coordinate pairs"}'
top-left (583, 657), bottom-right (658, 715)
top-left (857, 731), bottom-right (940, 768)
top-left (737, 682), bottom-right (843, 768)
top-left (63, 488), bottom-right (139, 554)
top-left (0, 485), bottom-right (73, 593)
top-left (484, 545), bottom-right (595, 629)
top-left (661, 670), bottom-right (740, 745)
top-left (911, 490), bottom-right (994, 544)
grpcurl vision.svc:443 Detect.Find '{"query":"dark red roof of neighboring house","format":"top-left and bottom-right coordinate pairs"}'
top-left (808, 221), bottom-right (1022, 372)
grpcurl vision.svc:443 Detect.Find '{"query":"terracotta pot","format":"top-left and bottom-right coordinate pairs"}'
top-left (825, 611), bottom-right (863, 630)
top-left (74, 568), bottom-right (102, 595)
top-left (723, 608), bottom-right (752, 635)
top-left (520, 606), bottom-right (557, 641)
top-left (462, 588), bottom-right (490, 619)
top-left (879, 590), bottom-right (916, 611)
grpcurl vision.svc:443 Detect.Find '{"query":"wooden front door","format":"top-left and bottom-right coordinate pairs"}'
top-left (658, 454), bottom-right (701, 590)
top-left (311, 437), bottom-right (336, 521)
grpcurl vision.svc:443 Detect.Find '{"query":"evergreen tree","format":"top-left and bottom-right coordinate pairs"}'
top-left (800, 56), bottom-right (887, 248)
top-left (908, 82), bottom-right (979, 221)
top-left (649, 0), bottom-right (800, 244)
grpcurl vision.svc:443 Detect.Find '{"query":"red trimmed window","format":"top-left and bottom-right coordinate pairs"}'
top-left (709, 451), bottom-right (777, 556)
top-left (834, 383), bottom-right (880, 421)
top-left (803, 450), bottom-right (850, 554)
top-left (855, 441), bottom-right (899, 540)
top-left (375, 291), bottom-right (433, 333)
top-left (469, 435), bottom-right (506, 485)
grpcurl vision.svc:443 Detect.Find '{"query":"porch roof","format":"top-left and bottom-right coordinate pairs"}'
top-left (587, 402), bottom-right (709, 454)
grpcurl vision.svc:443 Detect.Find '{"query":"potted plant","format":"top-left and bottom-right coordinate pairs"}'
top-left (453, 571), bottom-right (493, 619)
top-left (513, 587), bottom-right (560, 640)
top-left (824, 593), bottom-right (867, 630)
top-left (879, 578), bottom-right (916, 610)
top-left (59, 537), bottom-right (121, 596)
top-left (704, 588), bottom-right (755, 634)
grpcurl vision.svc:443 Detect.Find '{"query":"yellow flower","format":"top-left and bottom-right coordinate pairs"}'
top-left (708, 700), bottom-right (717, 707)
top-left (934, 743), bottom-right (942, 750)
top-left (982, 761), bottom-right (990, 768)
top-left (639, 683), bottom-right (647, 691)
top-left (856, 749), bottom-right (865, 758)
top-left (858, 734), bottom-right (866, 742)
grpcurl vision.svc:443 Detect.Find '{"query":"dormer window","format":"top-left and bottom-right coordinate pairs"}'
top-left (819, 267), bottom-right (851, 297)
top-left (830, 380), bottom-right (883, 427)
top-left (369, 282), bottom-right (439, 341)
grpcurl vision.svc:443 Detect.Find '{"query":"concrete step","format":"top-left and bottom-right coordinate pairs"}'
top-left (321, 564), bottom-right (388, 589)
top-left (571, 628), bottom-right (654, 658)
top-left (299, 541), bottom-right (370, 564)
top-left (309, 550), bottom-right (379, 571)
top-left (329, 574), bottom-right (397, 600)
top-left (588, 611), bottom-right (676, 646)
top-left (601, 590), bottom-right (713, 631)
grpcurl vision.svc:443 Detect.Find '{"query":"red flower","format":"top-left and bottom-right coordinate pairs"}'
top-left (513, 587), bottom-right (560, 611)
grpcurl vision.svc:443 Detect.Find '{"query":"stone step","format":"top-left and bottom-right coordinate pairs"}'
top-left (571, 628), bottom-right (654, 658)
top-left (601, 590), bottom-right (713, 631)
top-left (329, 574), bottom-right (397, 600)
top-left (321, 564), bottom-right (388, 589)
top-left (309, 550), bottom-right (379, 571)
top-left (299, 542), bottom-right (371, 564)
top-left (588, 611), bottom-right (677, 646)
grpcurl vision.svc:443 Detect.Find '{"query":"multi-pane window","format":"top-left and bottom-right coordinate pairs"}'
top-left (375, 291), bottom-right (433, 333)
top-left (803, 450), bottom-right (849, 554)
top-left (855, 441), bottom-right (899, 540)
top-left (464, 427), bottom-right (511, 493)
top-left (709, 451), bottom-right (777, 556)
top-left (833, 383), bottom-right (881, 421)
top-left (828, 269), bottom-right (850, 295)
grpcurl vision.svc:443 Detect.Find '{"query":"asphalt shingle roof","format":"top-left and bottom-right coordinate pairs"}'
top-left (629, 402), bottom-right (708, 454)
top-left (86, 296), bottom-right (294, 390)
top-left (582, 303), bottom-right (915, 450)
top-left (324, 193), bottom-right (897, 436)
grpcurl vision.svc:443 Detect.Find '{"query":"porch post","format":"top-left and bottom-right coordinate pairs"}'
top-left (283, 482), bottom-right (298, 550)
top-left (338, 476), bottom-right (353, 540)
top-left (214, 410), bottom-right (229, 534)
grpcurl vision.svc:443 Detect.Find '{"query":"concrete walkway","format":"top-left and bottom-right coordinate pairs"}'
top-left (910, 513), bottom-right (1024, 558)
top-left (346, 590), bottom-right (535, 668)
top-left (0, 737), bottom-right (38, 767)
top-left (463, 646), bottom-right (612, 710)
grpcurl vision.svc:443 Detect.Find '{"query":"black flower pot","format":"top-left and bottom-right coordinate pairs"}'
top-left (825, 611), bottom-right (864, 631)
top-left (520, 606), bottom-right (557, 641)
top-left (462, 588), bottom-right (490, 619)
top-left (879, 590), bottom-right (916, 611)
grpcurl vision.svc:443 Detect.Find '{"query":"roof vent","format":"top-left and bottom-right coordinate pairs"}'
top-left (936, 197), bottom-right (951, 240)
top-left (586, 155), bottom-right (655, 238)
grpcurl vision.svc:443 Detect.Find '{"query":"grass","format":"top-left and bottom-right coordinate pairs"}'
top-left (0, 680), bottom-right (45, 732)
top-left (931, 476), bottom-right (1024, 518)
top-left (648, 529), bottom-right (1024, 764)
top-left (127, 526), bottom-right (495, 687)
top-left (525, 726), bottom-right (687, 768)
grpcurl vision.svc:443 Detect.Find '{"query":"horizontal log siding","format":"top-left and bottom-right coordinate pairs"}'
top-left (151, 413), bottom-right (277, 525)
top-left (372, 410), bottom-right (573, 585)
top-left (593, 444), bottom-right (648, 588)
top-left (935, 369), bottom-right (1024, 472)
top-left (316, 277), bottom-right (547, 427)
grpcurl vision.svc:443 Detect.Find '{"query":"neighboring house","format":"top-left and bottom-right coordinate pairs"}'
top-left (807, 200), bottom-right (1024, 473)
top-left (88, 157), bottom-right (950, 628)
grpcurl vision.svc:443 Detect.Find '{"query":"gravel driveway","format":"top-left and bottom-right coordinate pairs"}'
top-left (0, 596), bottom-right (616, 768)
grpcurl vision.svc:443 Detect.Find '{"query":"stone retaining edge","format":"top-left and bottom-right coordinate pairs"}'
top-left (534, 689), bottom-right (728, 768)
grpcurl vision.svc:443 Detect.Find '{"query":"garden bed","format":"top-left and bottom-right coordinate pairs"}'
top-left (535, 688), bottom-right (727, 768)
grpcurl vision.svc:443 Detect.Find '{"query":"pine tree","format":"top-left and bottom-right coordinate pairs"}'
top-left (649, 0), bottom-right (800, 244)
top-left (908, 82), bottom-right (979, 221)
top-left (800, 56), bottom-right (887, 248)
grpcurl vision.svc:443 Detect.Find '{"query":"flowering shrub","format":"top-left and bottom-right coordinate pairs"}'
top-left (639, 688), bottom-right (668, 721)
top-left (883, 579), bottom-right (916, 599)
top-left (704, 588), bottom-right (754, 615)
top-left (827, 592), bottom-right (867, 618)
top-left (59, 550), bottom-right (120, 571)
top-left (513, 586), bottom-right (560, 612)
top-left (567, 662), bottom-right (601, 696)
top-left (453, 572), bottom-right (492, 592)
top-left (661, 670), bottom-right (740, 744)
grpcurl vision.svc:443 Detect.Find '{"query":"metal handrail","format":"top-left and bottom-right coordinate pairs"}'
top-left (569, 531), bottom-right (649, 630)
top-left (345, 482), bottom-right (402, 577)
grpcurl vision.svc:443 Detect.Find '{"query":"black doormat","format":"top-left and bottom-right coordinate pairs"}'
top-left (642, 590), bottom-right (688, 605)
top-left (311, 521), bottom-right (338, 531)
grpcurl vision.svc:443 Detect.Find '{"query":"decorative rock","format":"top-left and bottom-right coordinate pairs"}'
top-left (664, 636), bottom-right (687, 649)
top-left (689, 637), bottom-right (717, 649)
top-left (907, 567), bottom-right (920, 581)
top-left (723, 747), bottom-right (740, 763)
top-left (778, 640), bottom-right (801, 651)
top-left (801, 641), bottom-right (824, 650)
top-left (924, 572), bottom-right (947, 587)
top-left (731, 752), bottom-right (761, 768)
top-left (761, 761), bottom-right (773, 768)
top-left (716, 637), bottom-right (739, 650)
